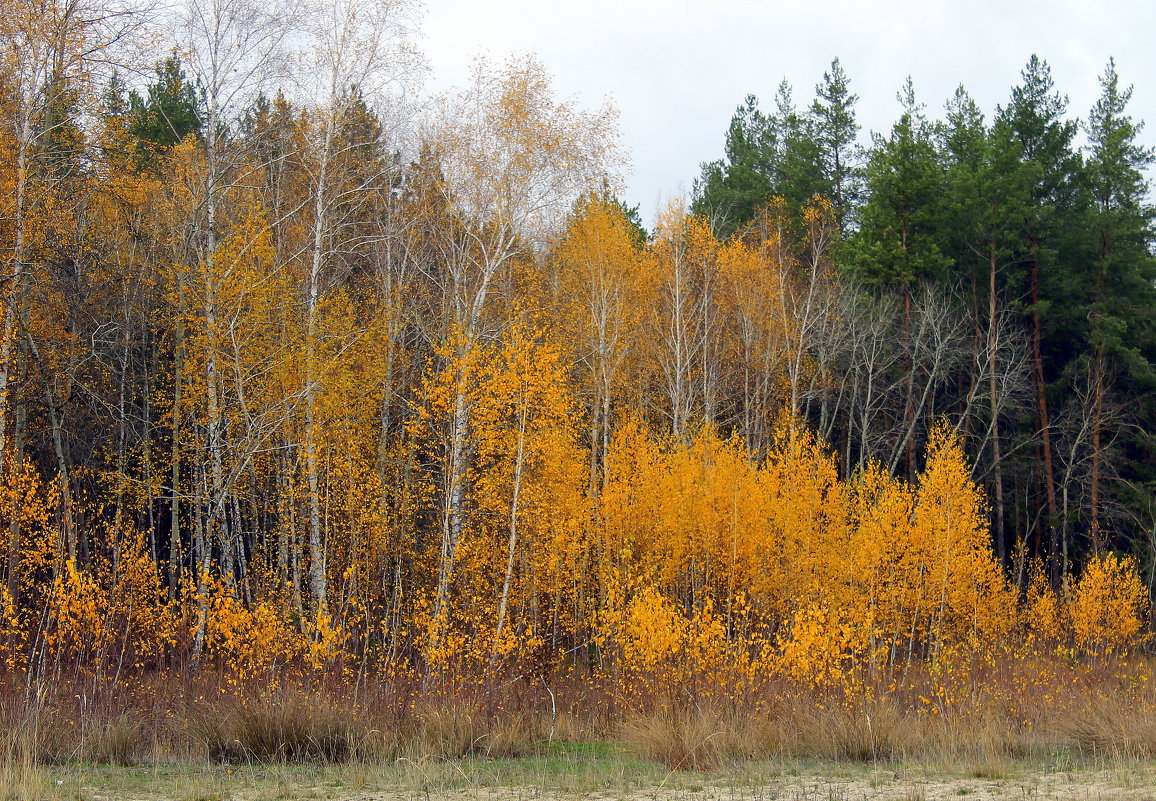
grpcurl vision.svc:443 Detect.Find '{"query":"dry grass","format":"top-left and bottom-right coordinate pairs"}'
top-left (407, 700), bottom-right (488, 759)
top-left (791, 699), bottom-right (913, 762)
top-left (0, 719), bottom-right (50, 801)
top-left (0, 758), bottom-right (31, 800)
top-left (621, 706), bottom-right (756, 770)
top-left (619, 694), bottom-right (1067, 772)
top-left (188, 693), bottom-right (358, 763)
top-left (0, 755), bottom-right (44, 801)
top-left (81, 715), bottom-right (145, 766)
top-left (621, 698), bottom-right (921, 770)
top-left (406, 700), bottom-right (545, 759)
top-left (480, 713), bottom-right (544, 758)
top-left (2, 654), bottom-right (1156, 775)
top-left (1059, 694), bottom-right (1156, 759)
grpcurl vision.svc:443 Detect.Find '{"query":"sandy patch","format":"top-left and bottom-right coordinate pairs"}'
top-left (320, 767), bottom-right (1156, 801)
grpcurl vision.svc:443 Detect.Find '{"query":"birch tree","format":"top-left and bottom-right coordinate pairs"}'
top-left (421, 54), bottom-right (620, 646)
top-left (177, 0), bottom-right (302, 660)
top-left (295, 0), bottom-right (422, 615)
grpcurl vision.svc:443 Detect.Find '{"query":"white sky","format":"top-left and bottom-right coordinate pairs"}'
top-left (422, 0), bottom-right (1156, 227)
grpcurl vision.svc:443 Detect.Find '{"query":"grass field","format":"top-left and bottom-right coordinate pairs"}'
top-left (5, 658), bottom-right (1156, 801)
top-left (5, 741), bottom-right (1156, 801)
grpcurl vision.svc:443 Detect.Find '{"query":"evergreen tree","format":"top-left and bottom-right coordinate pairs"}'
top-left (1080, 58), bottom-right (1156, 550)
top-left (853, 77), bottom-right (950, 480)
top-left (994, 54), bottom-right (1083, 569)
top-left (940, 87), bottom-right (1028, 561)
top-left (855, 77), bottom-right (949, 287)
top-left (127, 53), bottom-right (203, 168)
top-left (691, 94), bottom-right (776, 237)
top-left (692, 80), bottom-right (831, 238)
top-left (810, 57), bottom-right (864, 234)
top-left (773, 79), bottom-right (826, 219)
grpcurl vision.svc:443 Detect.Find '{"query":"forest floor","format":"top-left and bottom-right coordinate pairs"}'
top-left (23, 749), bottom-right (1156, 801)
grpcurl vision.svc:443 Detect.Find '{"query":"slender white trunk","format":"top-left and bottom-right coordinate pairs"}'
top-left (203, 112), bottom-right (231, 587)
top-left (491, 409), bottom-right (527, 664)
top-left (0, 114), bottom-right (32, 477)
top-left (305, 114), bottom-right (334, 615)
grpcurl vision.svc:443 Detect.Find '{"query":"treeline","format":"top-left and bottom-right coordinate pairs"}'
top-left (0, 0), bottom-right (1151, 686)
top-left (693, 57), bottom-right (1156, 577)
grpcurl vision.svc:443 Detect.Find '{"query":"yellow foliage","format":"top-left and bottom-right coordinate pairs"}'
top-left (777, 604), bottom-right (858, 690)
top-left (1069, 553), bottom-right (1149, 656)
top-left (103, 534), bottom-right (179, 670)
top-left (908, 423), bottom-right (1015, 650)
top-left (0, 584), bottom-right (21, 671)
top-left (49, 559), bottom-right (105, 666)
top-left (620, 585), bottom-right (688, 672)
top-left (1, 460), bottom-right (59, 576)
top-left (200, 577), bottom-right (310, 678)
top-left (1023, 566), bottom-right (1066, 646)
top-left (0, 46), bottom-right (1148, 719)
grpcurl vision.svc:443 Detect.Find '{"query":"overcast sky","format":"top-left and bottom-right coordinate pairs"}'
top-left (422, 0), bottom-right (1156, 226)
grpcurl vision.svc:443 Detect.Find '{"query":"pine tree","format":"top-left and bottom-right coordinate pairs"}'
top-left (853, 78), bottom-right (949, 480)
top-left (994, 55), bottom-right (1082, 570)
top-left (773, 79), bottom-right (826, 220)
top-left (940, 87), bottom-right (1027, 561)
top-left (855, 77), bottom-right (948, 287)
top-left (691, 95), bottom-right (776, 238)
top-left (810, 58), bottom-right (863, 234)
top-left (1081, 58), bottom-right (1156, 551)
top-left (127, 54), bottom-right (203, 168)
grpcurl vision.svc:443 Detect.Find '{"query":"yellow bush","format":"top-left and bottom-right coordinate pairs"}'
top-left (777, 603), bottom-right (858, 689)
top-left (621, 585), bottom-right (688, 672)
top-left (1069, 554), bottom-right (1149, 656)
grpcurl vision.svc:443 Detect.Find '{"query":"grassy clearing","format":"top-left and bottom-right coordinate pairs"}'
top-left (7, 748), bottom-right (1156, 801)
top-left (6, 662), bottom-right (1156, 800)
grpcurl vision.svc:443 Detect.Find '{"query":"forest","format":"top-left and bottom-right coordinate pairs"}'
top-left (1, 0), bottom-right (1156, 770)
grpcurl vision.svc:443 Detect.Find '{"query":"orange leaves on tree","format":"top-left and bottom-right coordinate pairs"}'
top-left (1069, 553), bottom-right (1149, 656)
top-left (776, 604), bottom-right (859, 690)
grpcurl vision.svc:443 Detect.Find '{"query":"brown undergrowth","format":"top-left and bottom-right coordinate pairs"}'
top-left (0, 653), bottom-right (1154, 792)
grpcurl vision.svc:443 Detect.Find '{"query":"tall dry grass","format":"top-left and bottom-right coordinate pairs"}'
top-left (0, 653), bottom-right (1153, 774)
top-left (619, 697), bottom-right (1035, 771)
top-left (188, 693), bottom-right (357, 763)
top-left (0, 708), bottom-right (51, 801)
top-left (621, 706), bottom-right (752, 770)
top-left (0, 745), bottom-right (43, 801)
top-left (407, 700), bottom-right (544, 759)
top-left (1057, 693), bottom-right (1156, 759)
